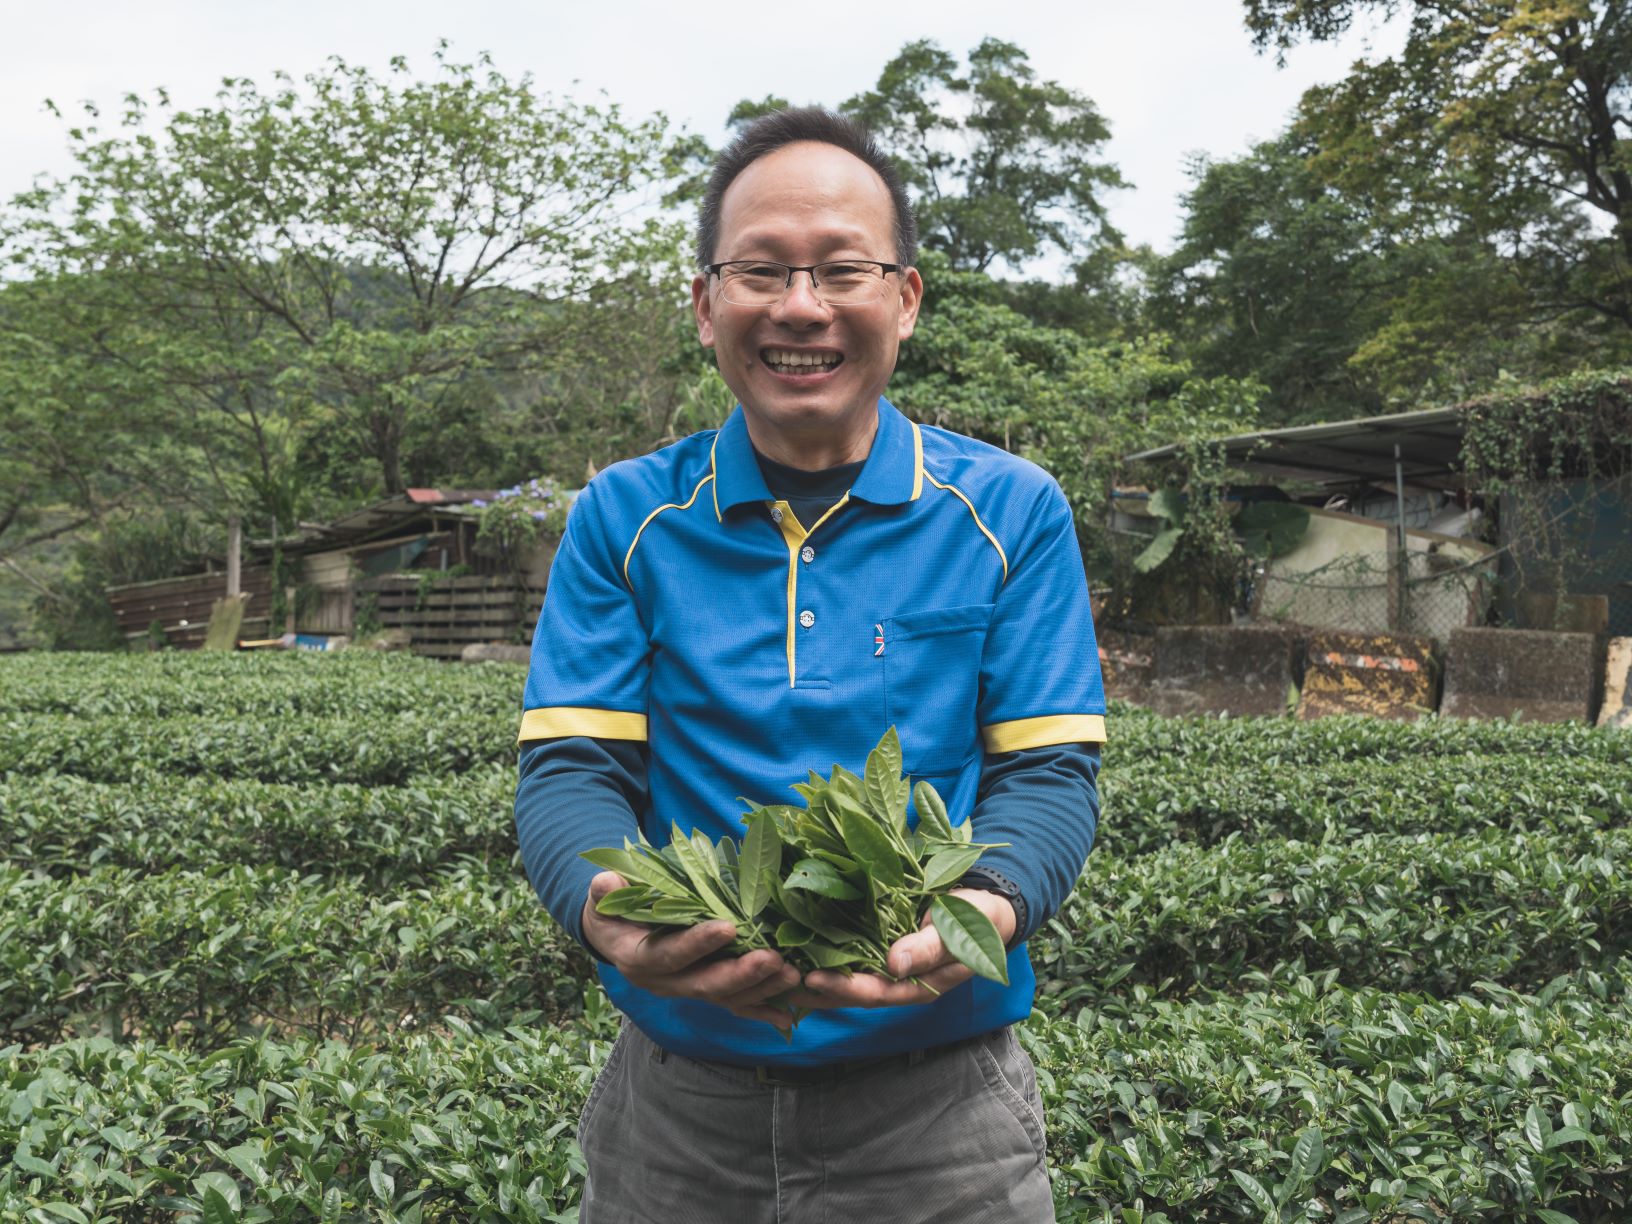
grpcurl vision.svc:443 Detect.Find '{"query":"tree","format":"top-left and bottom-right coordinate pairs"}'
top-left (726, 40), bottom-right (1123, 278)
top-left (892, 252), bottom-right (1263, 546)
top-left (842, 38), bottom-right (1126, 276)
top-left (2, 47), bottom-right (689, 533)
top-left (1243, 0), bottom-right (1632, 332)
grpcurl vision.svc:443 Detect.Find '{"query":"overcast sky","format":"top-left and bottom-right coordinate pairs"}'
top-left (2, 0), bottom-right (1403, 260)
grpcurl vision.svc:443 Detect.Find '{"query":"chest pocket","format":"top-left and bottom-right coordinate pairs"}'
top-left (880, 603), bottom-right (995, 775)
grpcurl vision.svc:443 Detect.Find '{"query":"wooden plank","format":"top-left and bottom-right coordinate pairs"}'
top-left (357, 573), bottom-right (520, 593)
top-left (383, 623), bottom-right (529, 642)
top-left (378, 610), bottom-right (520, 628)
top-left (371, 590), bottom-right (538, 610)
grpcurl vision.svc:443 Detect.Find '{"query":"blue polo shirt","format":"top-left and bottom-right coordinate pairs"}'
top-left (518, 397), bottom-right (1105, 1066)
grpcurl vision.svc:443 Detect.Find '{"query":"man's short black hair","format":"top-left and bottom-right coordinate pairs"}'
top-left (696, 107), bottom-right (918, 270)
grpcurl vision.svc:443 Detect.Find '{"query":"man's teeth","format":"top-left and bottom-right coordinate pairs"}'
top-left (764, 349), bottom-right (842, 372)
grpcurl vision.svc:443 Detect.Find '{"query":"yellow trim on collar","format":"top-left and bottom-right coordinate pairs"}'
top-left (518, 707), bottom-right (650, 743)
top-left (709, 434), bottom-right (722, 522)
top-left (924, 471), bottom-right (1008, 581)
top-left (982, 714), bottom-right (1107, 753)
top-left (910, 421), bottom-right (924, 501)
top-left (623, 472), bottom-right (715, 590)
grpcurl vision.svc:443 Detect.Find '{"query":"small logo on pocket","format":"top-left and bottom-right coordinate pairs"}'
top-left (874, 624), bottom-right (886, 657)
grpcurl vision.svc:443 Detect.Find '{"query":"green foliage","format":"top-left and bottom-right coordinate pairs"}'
top-left (1243, 0), bottom-right (1632, 354)
top-left (0, 1014), bottom-right (616, 1220)
top-left (0, 862), bottom-right (590, 1047)
top-left (892, 251), bottom-right (1263, 564)
top-left (1, 48), bottom-right (690, 543)
top-left (6, 651), bottom-right (1632, 1220)
top-left (584, 729), bottom-right (1008, 994)
top-left (0, 769), bottom-right (519, 884)
top-left (836, 38), bottom-right (1125, 276)
top-left (471, 479), bottom-right (572, 577)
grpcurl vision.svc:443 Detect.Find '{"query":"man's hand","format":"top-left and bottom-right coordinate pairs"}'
top-left (787, 887), bottom-right (1017, 1009)
top-left (582, 871), bottom-right (802, 1031)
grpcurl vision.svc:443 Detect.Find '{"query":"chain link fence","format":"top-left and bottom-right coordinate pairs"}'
top-left (1246, 475), bottom-right (1632, 642)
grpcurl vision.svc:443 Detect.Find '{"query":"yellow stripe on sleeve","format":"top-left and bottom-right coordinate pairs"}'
top-left (518, 707), bottom-right (649, 743)
top-left (982, 714), bottom-right (1107, 753)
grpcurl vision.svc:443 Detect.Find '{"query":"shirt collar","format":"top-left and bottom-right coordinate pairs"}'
top-left (710, 396), bottom-right (924, 520)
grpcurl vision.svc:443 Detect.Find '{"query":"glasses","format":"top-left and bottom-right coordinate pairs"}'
top-left (704, 259), bottom-right (903, 307)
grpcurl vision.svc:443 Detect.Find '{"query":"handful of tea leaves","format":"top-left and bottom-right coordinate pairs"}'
top-left (580, 728), bottom-right (1011, 990)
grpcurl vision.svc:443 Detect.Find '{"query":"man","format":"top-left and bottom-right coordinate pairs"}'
top-left (515, 107), bottom-right (1104, 1222)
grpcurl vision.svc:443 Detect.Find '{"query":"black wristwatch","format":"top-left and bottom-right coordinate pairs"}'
top-left (956, 867), bottom-right (1028, 950)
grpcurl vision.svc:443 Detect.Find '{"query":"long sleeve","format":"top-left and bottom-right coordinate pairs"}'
top-left (967, 741), bottom-right (1101, 945)
top-left (514, 735), bottom-right (649, 956)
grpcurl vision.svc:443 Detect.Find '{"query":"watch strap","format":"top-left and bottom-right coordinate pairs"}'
top-left (956, 866), bottom-right (1028, 950)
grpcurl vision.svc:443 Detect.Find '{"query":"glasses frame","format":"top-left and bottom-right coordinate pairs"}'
top-left (703, 259), bottom-right (905, 307)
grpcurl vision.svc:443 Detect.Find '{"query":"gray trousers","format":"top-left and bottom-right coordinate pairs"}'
top-left (577, 1021), bottom-right (1055, 1223)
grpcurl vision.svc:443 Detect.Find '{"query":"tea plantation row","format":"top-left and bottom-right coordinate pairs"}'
top-left (4, 977), bottom-right (1629, 1222)
top-left (4, 755), bottom-right (1628, 884)
top-left (4, 826), bottom-right (1629, 1050)
top-left (5, 702), bottom-right (1630, 784)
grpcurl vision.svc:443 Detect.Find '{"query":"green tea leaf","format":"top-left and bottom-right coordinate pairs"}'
top-left (810, 849), bottom-right (860, 874)
top-left (805, 938), bottom-right (865, 969)
top-left (738, 810), bottom-right (781, 919)
top-left (774, 920), bottom-right (814, 946)
top-left (669, 824), bottom-right (739, 921)
top-left (369, 1158), bottom-right (394, 1202)
top-left (594, 887), bottom-right (656, 917)
top-left (922, 845), bottom-right (984, 891)
top-left (835, 796), bottom-right (907, 888)
top-left (1229, 1169), bottom-right (1276, 1217)
top-left (651, 896), bottom-right (709, 923)
top-left (864, 728), bottom-right (909, 830)
top-left (930, 893), bottom-right (1009, 985)
top-left (1525, 1103), bottom-right (1553, 1152)
top-left (1290, 1127), bottom-right (1325, 1184)
top-left (580, 846), bottom-right (642, 878)
top-left (913, 780), bottom-right (954, 840)
top-left (784, 858), bottom-right (862, 900)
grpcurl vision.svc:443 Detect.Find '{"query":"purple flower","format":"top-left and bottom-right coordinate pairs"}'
top-left (532, 510), bottom-right (548, 521)
top-left (471, 499), bottom-right (487, 508)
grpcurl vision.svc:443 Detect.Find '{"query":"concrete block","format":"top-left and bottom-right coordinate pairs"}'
top-left (1442, 627), bottom-right (1600, 723)
top-left (1297, 631), bottom-right (1438, 721)
top-left (1517, 593), bottom-right (1610, 635)
top-left (1600, 637), bottom-right (1632, 731)
top-left (1150, 625), bottom-right (1300, 717)
top-left (1097, 628), bottom-right (1155, 708)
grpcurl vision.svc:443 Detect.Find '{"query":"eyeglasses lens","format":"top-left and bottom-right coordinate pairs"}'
top-left (717, 262), bottom-right (891, 307)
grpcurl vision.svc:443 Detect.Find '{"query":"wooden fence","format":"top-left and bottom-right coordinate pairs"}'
top-left (355, 575), bottom-right (545, 659)
top-left (107, 568), bottom-right (274, 650)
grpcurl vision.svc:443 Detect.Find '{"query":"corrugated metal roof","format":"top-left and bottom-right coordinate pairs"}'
top-left (1125, 407), bottom-right (1468, 491)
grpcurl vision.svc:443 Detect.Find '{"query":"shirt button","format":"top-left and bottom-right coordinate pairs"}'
top-left (770, 506), bottom-right (784, 523)
top-left (800, 545), bottom-right (815, 564)
top-left (799, 610), bottom-right (816, 629)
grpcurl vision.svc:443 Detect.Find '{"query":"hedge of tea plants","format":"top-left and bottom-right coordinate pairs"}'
top-left (1, 654), bottom-right (1630, 1222)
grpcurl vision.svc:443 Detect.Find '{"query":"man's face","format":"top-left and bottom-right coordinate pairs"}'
top-left (692, 141), bottom-right (923, 448)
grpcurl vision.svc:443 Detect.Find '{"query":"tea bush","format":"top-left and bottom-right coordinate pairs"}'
top-left (2, 652), bottom-right (1631, 1221)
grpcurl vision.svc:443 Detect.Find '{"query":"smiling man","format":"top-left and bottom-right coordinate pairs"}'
top-left (515, 108), bottom-right (1105, 1222)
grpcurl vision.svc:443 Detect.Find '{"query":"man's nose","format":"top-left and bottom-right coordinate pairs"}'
top-left (769, 269), bottom-right (830, 324)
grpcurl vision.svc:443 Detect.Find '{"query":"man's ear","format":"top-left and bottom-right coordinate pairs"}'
top-left (896, 266), bottom-right (924, 341)
top-left (691, 274), bottom-right (715, 348)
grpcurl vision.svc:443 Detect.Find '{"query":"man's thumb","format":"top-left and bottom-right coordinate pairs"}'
top-left (887, 928), bottom-right (939, 979)
top-left (588, 870), bottom-right (628, 902)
